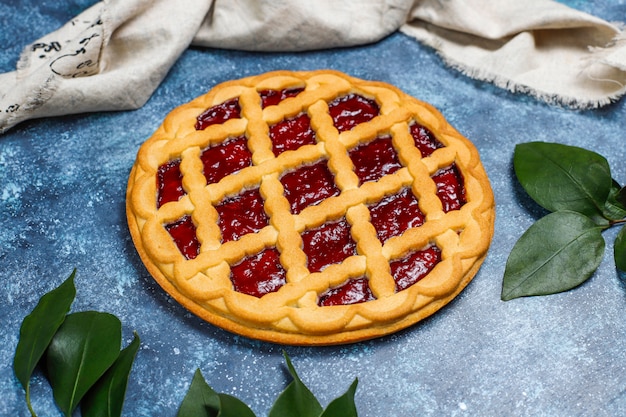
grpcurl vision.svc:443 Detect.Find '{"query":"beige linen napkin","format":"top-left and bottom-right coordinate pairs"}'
top-left (0, 0), bottom-right (624, 133)
top-left (401, 0), bottom-right (626, 107)
top-left (0, 0), bottom-right (212, 133)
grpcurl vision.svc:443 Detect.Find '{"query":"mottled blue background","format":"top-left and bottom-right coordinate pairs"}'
top-left (1, 1), bottom-right (625, 416)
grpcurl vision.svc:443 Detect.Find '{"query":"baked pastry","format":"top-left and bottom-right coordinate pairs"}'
top-left (126, 70), bottom-right (495, 345)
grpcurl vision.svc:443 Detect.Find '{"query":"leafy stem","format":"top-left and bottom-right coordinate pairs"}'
top-left (14, 271), bottom-right (137, 417)
top-left (502, 142), bottom-right (625, 300)
top-left (14, 270), bottom-right (76, 416)
top-left (177, 351), bottom-right (359, 417)
top-left (16, 272), bottom-right (360, 416)
top-left (25, 386), bottom-right (36, 417)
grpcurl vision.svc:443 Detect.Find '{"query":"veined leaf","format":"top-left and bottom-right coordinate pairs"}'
top-left (216, 393), bottom-right (257, 417)
top-left (617, 185), bottom-right (626, 208)
top-left (320, 379), bottom-right (359, 417)
top-left (81, 332), bottom-right (141, 417)
top-left (603, 180), bottom-right (626, 220)
top-left (177, 369), bottom-right (220, 417)
top-left (502, 211), bottom-right (605, 300)
top-left (46, 311), bottom-right (122, 416)
top-left (177, 369), bottom-right (255, 417)
top-left (13, 270), bottom-right (76, 415)
top-left (615, 225), bottom-right (626, 272)
top-left (268, 353), bottom-right (322, 417)
top-left (177, 354), bottom-right (360, 417)
top-left (513, 142), bottom-right (612, 217)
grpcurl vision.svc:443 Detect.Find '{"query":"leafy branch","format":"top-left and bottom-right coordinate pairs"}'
top-left (502, 142), bottom-right (626, 300)
top-left (14, 271), bottom-right (360, 416)
top-left (177, 352), bottom-right (358, 417)
top-left (13, 270), bottom-right (139, 417)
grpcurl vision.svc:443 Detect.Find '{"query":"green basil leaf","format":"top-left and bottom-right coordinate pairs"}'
top-left (603, 180), bottom-right (626, 220)
top-left (319, 379), bottom-right (359, 417)
top-left (177, 369), bottom-right (220, 417)
top-left (268, 353), bottom-right (322, 417)
top-left (46, 311), bottom-right (122, 416)
top-left (615, 225), bottom-right (626, 272)
top-left (216, 393), bottom-right (257, 417)
top-left (502, 211), bottom-right (605, 300)
top-left (13, 270), bottom-right (76, 413)
top-left (81, 332), bottom-right (141, 417)
top-left (617, 185), bottom-right (626, 207)
top-left (513, 142), bottom-right (612, 217)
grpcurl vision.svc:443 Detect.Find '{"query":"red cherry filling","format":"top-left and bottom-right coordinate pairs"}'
top-left (280, 161), bottom-right (340, 214)
top-left (432, 164), bottom-right (466, 212)
top-left (230, 247), bottom-right (286, 297)
top-left (318, 277), bottom-right (375, 307)
top-left (165, 216), bottom-right (200, 260)
top-left (201, 136), bottom-right (252, 185)
top-left (391, 245), bottom-right (441, 291)
top-left (164, 85), bottom-right (457, 305)
top-left (270, 113), bottom-right (316, 156)
top-left (349, 135), bottom-right (402, 184)
top-left (195, 97), bottom-right (241, 130)
top-left (410, 122), bottom-right (443, 157)
top-left (216, 188), bottom-right (268, 243)
top-left (328, 94), bottom-right (379, 132)
top-left (369, 188), bottom-right (425, 244)
top-left (157, 160), bottom-right (185, 208)
top-left (302, 218), bottom-right (356, 273)
top-left (259, 87), bottom-right (304, 108)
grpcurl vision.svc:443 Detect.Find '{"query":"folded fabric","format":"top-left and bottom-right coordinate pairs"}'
top-left (0, 0), bottom-right (624, 133)
top-left (401, 0), bottom-right (626, 108)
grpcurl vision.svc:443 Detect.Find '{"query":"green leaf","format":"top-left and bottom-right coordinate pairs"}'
top-left (616, 185), bottom-right (626, 207)
top-left (603, 180), bottom-right (626, 220)
top-left (177, 369), bottom-right (220, 417)
top-left (268, 353), bottom-right (322, 417)
top-left (502, 211), bottom-right (605, 300)
top-left (615, 225), bottom-right (626, 272)
top-left (320, 379), bottom-right (359, 417)
top-left (13, 270), bottom-right (76, 415)
top-left (46, 311), bottom-right (122, 416)
top-left (81, 332), bottom-right (141, 417)
top-left (177, 369), bottom-right (255, 417)
top-left (216, 393), bottom-right (257, 417)
top-left (513, 142), bottom-right (612, 217)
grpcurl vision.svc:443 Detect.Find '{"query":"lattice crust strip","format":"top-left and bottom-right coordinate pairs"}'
top-left (126, 70), bottom-right (495, 345)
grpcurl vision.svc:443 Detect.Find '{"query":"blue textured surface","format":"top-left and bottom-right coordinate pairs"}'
top-left (1, 1), bottom-right (625, 416)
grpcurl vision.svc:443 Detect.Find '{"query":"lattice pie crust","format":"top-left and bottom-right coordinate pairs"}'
top-left (126, 70), bottom-right (495, 345)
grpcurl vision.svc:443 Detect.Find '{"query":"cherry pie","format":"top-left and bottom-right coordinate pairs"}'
top-left (126, 70), bottom-right (495, 345)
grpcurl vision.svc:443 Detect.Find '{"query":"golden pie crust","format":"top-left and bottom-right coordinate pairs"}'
top-left (126, 70), bottom-right (495, 345)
